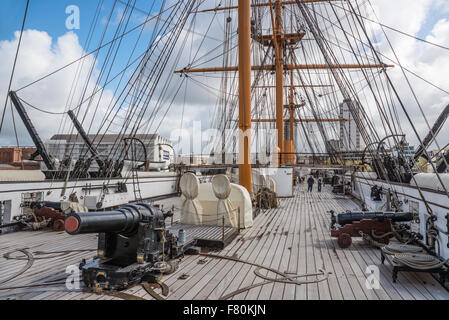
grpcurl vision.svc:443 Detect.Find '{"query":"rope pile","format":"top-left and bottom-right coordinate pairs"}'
top-left (392, 253), bottom-right (449, 270)
top-left (0, 247), bottom-right (171, 301)
top-left (359, 231), bottom-right (383, 248)
top-left (0, 248), bottom-right (96, 289)
top-left (381, 244), bottom-right (449, 270)
top-left (255, 188), bottom-right (278, 209)
top-left (382, 243), bottom-right (423, 255)
top-left (199, 253), bottom-right (331, 300)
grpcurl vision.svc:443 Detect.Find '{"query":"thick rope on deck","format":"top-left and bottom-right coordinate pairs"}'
top-left (0, 249), bottom-right (34, 286)
top-left (359, 231), bottom-right (384, 248)
top-left (199, 253), bottom-right (331, 300)
top-left (382, 244), bottom-right (423, 255)
top-left (392, 253), bottom-right (449, 270)
top-left (381, 243), bottom-right (449, 270)
top-left (255, 187), bottom-right (278, 209)
top-left (0, 248), bottom-right (95, 291)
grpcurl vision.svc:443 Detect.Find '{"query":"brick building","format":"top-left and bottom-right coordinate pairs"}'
top-left (0, 147), bottom-right (40, 170)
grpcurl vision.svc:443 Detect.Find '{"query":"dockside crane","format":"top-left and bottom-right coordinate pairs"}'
top-left (8, 91), bottom-right (56, 172)
top-left (67, 110), bottom-right (104, 170)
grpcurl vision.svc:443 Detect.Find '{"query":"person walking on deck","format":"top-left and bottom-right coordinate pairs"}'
top-left (307, 176), bottom-right (315, 192)
top-left (317, 177), bottom-right (322, 192)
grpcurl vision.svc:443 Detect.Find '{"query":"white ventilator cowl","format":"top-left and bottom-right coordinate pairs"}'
top-left (180, 173), bottom-right (203, 225)
top-left (212, 174), bottom-right (232, 199)
top-left (180, 172), bottom-right (199, 199)
top-left (212, 174), bottom-right (237, 227)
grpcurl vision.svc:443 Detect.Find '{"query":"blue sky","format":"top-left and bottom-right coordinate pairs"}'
top-left (0, 0), bottom-right (165, 39)
top-left (0, 0), bottom-right (182, 146)
top-left (0, 0), bottom-right (164, 90)
top-left (417, 5), bottom-right (449, 39)
top-left (1, 0), bottom-right (445, 40)
top-left (0, 0), bottom-right (99, 42)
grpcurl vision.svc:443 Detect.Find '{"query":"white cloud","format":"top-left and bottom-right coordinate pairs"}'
top-left (2, 1), bottom-right (449, 157)
top-left (371, 5), bottom-right (449, 148)
top-left (316, 0), bottom-right (449, 149)
top-left (0, 30), bottom-right (115, 146)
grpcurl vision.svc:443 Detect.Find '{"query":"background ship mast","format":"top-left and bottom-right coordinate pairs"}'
top-left (178, 0), bottom-right (392, 193)
top-left (238, 0), bottom-right (252, 194)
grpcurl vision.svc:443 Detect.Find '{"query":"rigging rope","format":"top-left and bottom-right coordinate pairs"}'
top-left (332, 2), bottom-right (449, 52)
top-left (0, 0), bottom-right (30, 134)
top-left (13, 1), bottom-right (180, 93)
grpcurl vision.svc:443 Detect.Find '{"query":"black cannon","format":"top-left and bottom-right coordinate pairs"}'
top-left (65, 203), bottom-right (191, 291)
top-left (330, 211), bottom-right (414, 248)
top-left (29, 201), bottom-right (63, 210)
top-left (370, 186), bottom-right (383, 201)
top-left (330, 211), bottom-right (413, 229)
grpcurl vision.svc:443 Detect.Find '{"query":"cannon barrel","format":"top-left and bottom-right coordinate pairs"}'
top-left (65, 203), bottom-right (162, 235)
top-left (30, 201), bottom-right (63, 211)
top-left (331, 211), bottom-right (413, 227)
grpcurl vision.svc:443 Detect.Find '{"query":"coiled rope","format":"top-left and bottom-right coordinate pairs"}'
top-left (359, 231), bottom-right (383, 248)
top-left (0, 249), bottom-right (34, 286)
top-left (381, 244), bottom-right (449, 270)
top-left (382, 244), bottom-right (423, 255)
top-left (0, 248), bottom-right (96, 289)
top-left (199, 253), bottom-right (331, 300)
top-left (0, 247), bottom-right (174, 300)
top-left (392, 253), bottom-right (449, 270)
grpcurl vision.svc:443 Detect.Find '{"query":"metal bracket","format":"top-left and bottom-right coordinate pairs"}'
top-left (446, 213), bottom-right (449, 248)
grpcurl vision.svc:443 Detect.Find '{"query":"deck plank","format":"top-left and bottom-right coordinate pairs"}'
top-left (193, 208), bottom-right (279, 300)
top-left (243, 195), bottom-right (293, 300)
top-left (282, 194), bottom-right (303, 300)
top-left (230, 200), bottom-right (291, 300)
top-left (258, 194), bottom-right (296, 300)
top-left (332, 196), bottom-right (449, 300)
top-left (307, 192), bottom-right (332, 300)
top-left (1, 184), bottom-right (448, 300)
top-left (303, 189), bottom-right (355, 300)
top-left (203, 208), bottom-right (283, 300)
top-left (272, 193), bottom-right (300, 299)
top-left (295, 190), bottom-right (308, 299)
top-left (307, 191), bottom-right (343, 300)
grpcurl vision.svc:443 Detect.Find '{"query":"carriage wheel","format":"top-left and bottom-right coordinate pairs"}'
top-left (338, 233), bottom-right (352, 248)
top-left (53, 219), bottom-right (65, 232)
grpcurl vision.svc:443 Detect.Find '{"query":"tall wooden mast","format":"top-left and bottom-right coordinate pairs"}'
top-left (273, 0), bottom-right (285, 164)
top-left (177, 0), bottom-right (394, 174)
top-left (238, 0), bottom-right (252, 194)
top-left (285, 53), bottom-right (298, 164)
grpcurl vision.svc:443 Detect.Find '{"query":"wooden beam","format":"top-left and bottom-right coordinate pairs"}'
top-left (175, 63), bottom-right (394, 73)
top-left (253, 32), bottom-right (306, 46)
top-left (196, 0), bottom-right (341, 13)
top-left (284, 103), bottom-right (306, 108)
top-left (260, 32), bottom-right (305, 42)
top-left (247, 118), bottom-right (352, 123)
top-left (255, 85), bottom-right (333, 88)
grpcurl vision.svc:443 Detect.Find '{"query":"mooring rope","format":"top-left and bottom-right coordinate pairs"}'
top-left (392, 253), bottom-right (449, 270)
top-left (0, 247), bottom-right (173, 300)
top-left (0, 249), bottom-right (34, 286)
top-left (382, 243), bottom-right (423, 255)
top-left (381, 243), bottom-right (449, 270)
top-left (0, 248), bottom-right (96, 289)
top-left (199, 253), bottom-right (331, 300)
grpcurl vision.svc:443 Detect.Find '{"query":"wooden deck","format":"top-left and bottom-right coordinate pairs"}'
top-left (1, 185), bottom-right (448, 300)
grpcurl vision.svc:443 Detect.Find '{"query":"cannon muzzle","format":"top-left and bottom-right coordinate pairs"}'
top-left (65, 203), bottom-right (163, 235)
